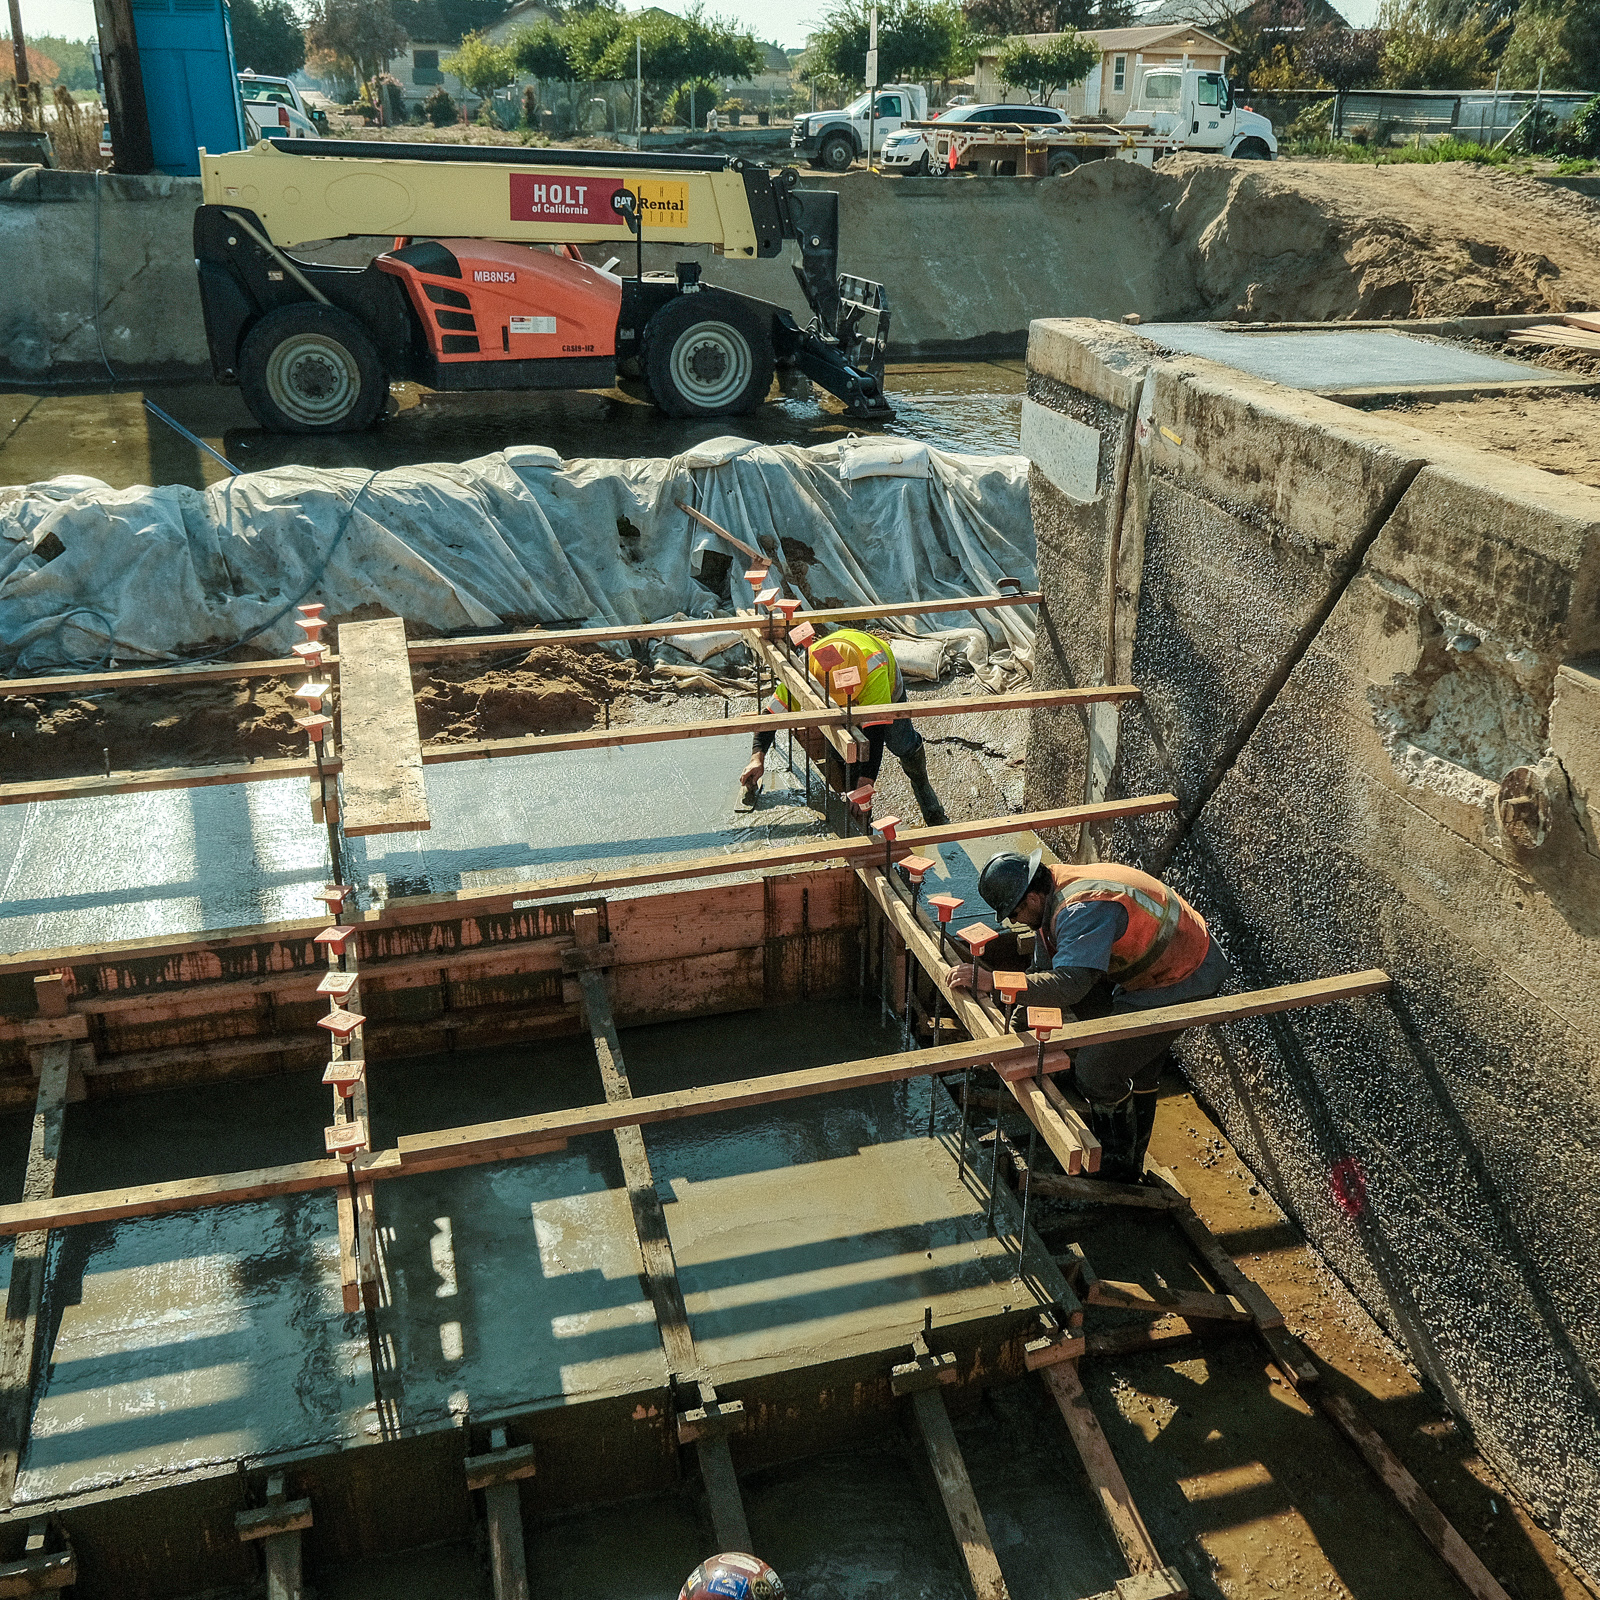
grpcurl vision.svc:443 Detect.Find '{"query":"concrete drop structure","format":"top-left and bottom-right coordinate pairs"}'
top-left (1021, 317), bottom-right (1600, 1574)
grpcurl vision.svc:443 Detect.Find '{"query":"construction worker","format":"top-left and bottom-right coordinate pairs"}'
top-left (738, 625), bottom-right (949, 823)
top-left (948, 849), bottom-right (1232, 1183)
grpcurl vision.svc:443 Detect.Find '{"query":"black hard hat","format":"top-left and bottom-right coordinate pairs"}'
top-left (978, 847), bottom-right (1043, 922)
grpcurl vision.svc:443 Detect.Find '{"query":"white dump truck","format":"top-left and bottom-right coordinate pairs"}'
top-left (926, 67), bottom-right (1276, 175)
top-left (790, 85), bottom-right (929, 171)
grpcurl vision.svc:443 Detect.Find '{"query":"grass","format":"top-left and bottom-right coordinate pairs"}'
top-left (1282, 134), bottom-right (1511, 165)
top-left (1556, 155), bottom-right (1598, 174)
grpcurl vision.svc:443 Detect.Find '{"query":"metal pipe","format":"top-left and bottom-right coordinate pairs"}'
top-left (1018, 1124), bottom-right (1038, 1263)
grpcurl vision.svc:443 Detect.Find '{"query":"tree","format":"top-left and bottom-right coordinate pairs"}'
top-left (1498, 4), bottom-right (1574, 83)
top-left (993, 30), bottom-right (1097, 100)
top-left (509, 20), bottom-right (572, 79)
top-left (305, 0), bottom-right (409, 84)
top-left (442, 29), bottom-right (517, 98)
top-left (963, 0), bottom-right (1134, 31)
top-left (805, 0), bottom-right (979, 89)
top-left (231, 0), bottom-right (307, 78)
top-left (581, 6), bottom-right (763, 129)
top-left (1301, 26), bottom-right (1384, 135)
top-left (1376, 0), bottom-right (1499, 86)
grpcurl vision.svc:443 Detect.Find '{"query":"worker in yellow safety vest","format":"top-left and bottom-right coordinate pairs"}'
top-left (738, 626), bottom-right (949, 823)
top-left (949, 851), bottom-right (1233, 1183)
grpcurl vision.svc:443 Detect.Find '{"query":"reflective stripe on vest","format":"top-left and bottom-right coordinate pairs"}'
top-left (1050, 868), bottom-right (1208, 990)
top-left (764, 691), bottom-right (789, 717)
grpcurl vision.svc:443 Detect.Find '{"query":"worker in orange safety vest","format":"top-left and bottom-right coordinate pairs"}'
top-left (738, 626), bottom-right (948, 823)
top-left (949, 850), bottom-right (1232, 1183)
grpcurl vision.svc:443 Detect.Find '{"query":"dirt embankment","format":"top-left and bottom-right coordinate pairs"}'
top-left (1163, 156), bottom-right (1600, 322)
top-left (0, 643), bottom-right (649, 782)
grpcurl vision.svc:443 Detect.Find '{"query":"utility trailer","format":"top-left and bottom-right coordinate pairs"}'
top-left (921, 68), bottom-right (1276, 176)
top-left (195, 139), bottom-right (892, 433)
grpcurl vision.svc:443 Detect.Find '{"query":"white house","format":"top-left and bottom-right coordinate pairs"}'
top-left (974, 23), bottom-right (1231, 120)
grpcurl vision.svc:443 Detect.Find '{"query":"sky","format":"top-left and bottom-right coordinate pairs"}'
top-left (10, 0), bottom-right (1382, 51)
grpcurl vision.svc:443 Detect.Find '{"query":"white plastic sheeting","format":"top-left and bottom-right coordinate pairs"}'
top-left (0, 436), bottom-right (1033, 674)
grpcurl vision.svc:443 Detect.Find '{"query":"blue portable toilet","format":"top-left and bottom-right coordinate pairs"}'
top-left (130, 0), bottom-right (248, 175)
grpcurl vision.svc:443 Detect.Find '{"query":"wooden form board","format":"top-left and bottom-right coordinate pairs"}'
top-left (0, 972), bottom-right (1389, 1235)
top-left (0, 1042), bottom-right (71, 1504)
top-left (0, 591), bottom-right (1040, 701)
top-left (910, 1386), bottom-right (1012, 1599)
top-left (335, 618), bottom-right (430, 837)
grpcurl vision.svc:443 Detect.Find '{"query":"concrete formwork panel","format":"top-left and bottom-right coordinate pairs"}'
top-left (1021, 316), bottom-right (1600, 1575)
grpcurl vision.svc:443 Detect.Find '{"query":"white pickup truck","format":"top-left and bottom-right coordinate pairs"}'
top-left (790, 85), bottom-right (929, 171)
top-left (238, 72), bottom-right (320, 142)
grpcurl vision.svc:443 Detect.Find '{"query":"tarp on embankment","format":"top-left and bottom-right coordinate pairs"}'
top-left (0, 436), bottom-right (1033, 675)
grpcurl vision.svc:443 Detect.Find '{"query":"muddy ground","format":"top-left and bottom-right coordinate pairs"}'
top-left (1362, 386), bottom-right (1600, 489)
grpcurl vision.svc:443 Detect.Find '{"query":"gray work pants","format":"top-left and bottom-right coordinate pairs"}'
top-left (1071, 941), bottom-right (1234, 1103)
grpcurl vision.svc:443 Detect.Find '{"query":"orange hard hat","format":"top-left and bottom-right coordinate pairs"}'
top-left (678, 1552), bottom-right (786, 1600)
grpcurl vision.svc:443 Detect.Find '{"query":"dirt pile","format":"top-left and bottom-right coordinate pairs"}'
top-left (0, 643), bottom-right (646, 781)
top-left (0, 678), bottom-right (306, 781)
top-left (416, 643), bottom-right (643, 744)
top-left (1163, 157), bottom-right (1600, 322)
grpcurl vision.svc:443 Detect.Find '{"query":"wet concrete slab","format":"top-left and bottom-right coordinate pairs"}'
top-left (14, 1001), bottom-right (1057, 1512)
top-left (0, 737), bottom-right (824, 954)
top-left (1140, 324), bottom-right (1573, 394)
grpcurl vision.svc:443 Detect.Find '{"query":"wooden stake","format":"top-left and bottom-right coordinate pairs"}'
top-left (909, 1382), bottom-right (1012, 1599)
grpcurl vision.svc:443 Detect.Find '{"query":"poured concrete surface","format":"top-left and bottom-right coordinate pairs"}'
top-left (14, 1001), bottom-right (1053, 1511)
top-left (1139, 324), bottom-right (1571, 393)
top-left (0, 738), bottom-right (823, 953)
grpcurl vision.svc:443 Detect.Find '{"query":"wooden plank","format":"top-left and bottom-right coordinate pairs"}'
top-left (263, 1531), bottom-right (304, 1600)
top-left (1320, 1392), bottom-right (1514, 1600)
top-left (0, 654), bottom-right (327, 700)
top-left (576, 953), bottom-right (756, 1559)
top-left (484, 1480), bottom-right (530, 1600)
top-left (420, 685), bottom-right (1141, 767)
top-left (1041, 1362), bottom-right (1165, 1576)
top-left (910, 1385), bottom-right (1012, 1599)
top-left (464, 1441), bottom-right (539, 1492)
top-left (337, 618), bottom-right (430, 836)
top-left (0, 1042), bottom-right (72, 1503)
top-left (1086, 1279), bottom-right (1250, 1322)
top-left (404, 591), bottom-right (1043, 662)
top-left (0, 1549), bottom-right (75, 1597)
top-left (697, 1435), bottom-right (754, 1553)
top-left (1027, 1172), bottom-right (1180, 1211)
top-left (236, 1501), bottom-right (314, 1541)
top-left (0, 973), bottom-right (1389, 1233)
top-left (0, 754), bottom-right (322, 808)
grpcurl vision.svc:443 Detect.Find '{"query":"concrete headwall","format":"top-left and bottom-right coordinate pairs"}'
top-left (1023, 318), bottom-right (1600, 1572)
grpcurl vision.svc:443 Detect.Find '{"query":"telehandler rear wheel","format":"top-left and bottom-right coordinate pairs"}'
top-left (642, 292), bottom-right (775, 418)
top-left (239, 304), bottom-right (388, 434)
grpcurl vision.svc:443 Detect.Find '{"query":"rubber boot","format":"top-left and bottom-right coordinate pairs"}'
top-left (1087, 1095), bottom-right (1143, 1185)
top-left (900, 742), bottom-right (949, 825)
top-left (1131, 1088), bottom-right (1158, 1182)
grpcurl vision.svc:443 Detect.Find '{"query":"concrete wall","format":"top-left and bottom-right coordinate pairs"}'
top-left (0, 161), bottom-right (1256, 386)
top-left (1023, 317), bottom-right (1600, 1574)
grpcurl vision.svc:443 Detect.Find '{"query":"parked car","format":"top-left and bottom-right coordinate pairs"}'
top-left (238, 71), bottom-right (319, 142)
top-left (880, 101), bottom-right (1069, 174)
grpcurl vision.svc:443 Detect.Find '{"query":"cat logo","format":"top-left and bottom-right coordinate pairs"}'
top-left (634, 179), bottom-right (690, 229)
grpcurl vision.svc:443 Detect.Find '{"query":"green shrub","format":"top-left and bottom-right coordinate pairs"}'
top-left (664, 77), bottom-right (719, 127)
top-left (422, 86), bottom-right (457, 127)
top-left (1556, 92), bottom-right (1600, 158)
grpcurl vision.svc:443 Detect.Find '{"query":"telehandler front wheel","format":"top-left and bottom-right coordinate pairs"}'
top-left (642, 292), bottom-right (775, 418)
top-left (239, 304), bottom-right (388, 434)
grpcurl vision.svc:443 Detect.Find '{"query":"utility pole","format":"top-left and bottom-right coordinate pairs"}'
top-left (92, 0), bottom-right (155, 172)
top-left (635, 32), bottom-right (642, 148)
top-left (7, 0), bottom-right (30, 127)
top-left (865, 4), bottom-right (878, 173)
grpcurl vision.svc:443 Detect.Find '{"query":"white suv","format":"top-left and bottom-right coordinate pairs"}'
top-left (880, 101), bottom-right (1069, 174)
